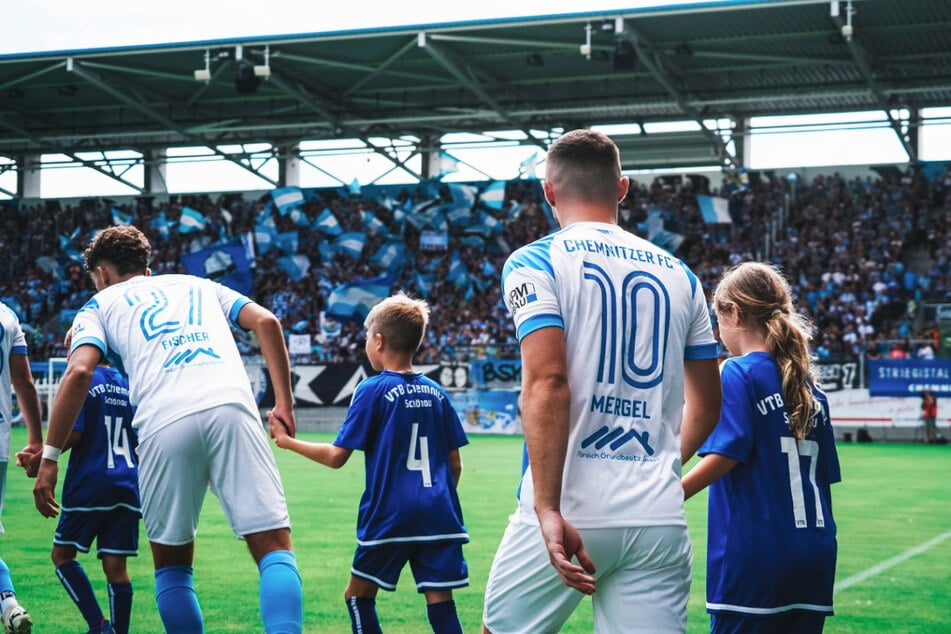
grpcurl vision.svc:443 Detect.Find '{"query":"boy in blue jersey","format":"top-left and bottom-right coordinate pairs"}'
top-left (683, 262), bottom-right (840, 633)
top-left (22, 363), bottom-right (138, 634)
top-left (270, 292), bottom-right (469, 634)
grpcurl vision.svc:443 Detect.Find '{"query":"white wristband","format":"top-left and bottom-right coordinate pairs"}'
top-left (41, 444), bottom-right (62, 463)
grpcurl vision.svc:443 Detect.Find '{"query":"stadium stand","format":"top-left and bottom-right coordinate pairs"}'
top-left (1, 163), bottom-right (948, 372)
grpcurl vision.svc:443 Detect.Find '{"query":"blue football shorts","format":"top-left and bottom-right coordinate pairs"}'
top-left (351, 541), bottom-right (469, 592)
top-left (54, 506), bottom-right (140, 558)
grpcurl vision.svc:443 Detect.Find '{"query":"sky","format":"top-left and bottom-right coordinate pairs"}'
top-left (1, 1), bottom-right (949, 198)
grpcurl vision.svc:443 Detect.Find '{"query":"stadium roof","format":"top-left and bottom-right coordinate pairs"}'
top-left (1, 0), bottom-right (950, 184)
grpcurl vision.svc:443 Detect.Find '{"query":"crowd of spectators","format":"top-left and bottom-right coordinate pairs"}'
top-left (1, 163), bottom-right (948, 367)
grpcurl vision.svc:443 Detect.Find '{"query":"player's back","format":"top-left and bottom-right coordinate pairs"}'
top-left (502, 222), bottom-right (717, 527)
top-left (70, 274), bottom-right (258, 438)
top-left (0, 302), bottom-right (28, 431)
top-left (336, 371), bottom-right (469, 546)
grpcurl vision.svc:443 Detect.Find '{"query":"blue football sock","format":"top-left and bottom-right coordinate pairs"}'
top-left (346, 596), bottom-right (382, 634)
top-left (55, 560), bottom-right (104, 628)
top-left (0, 557), bottom-right (14, 598)
top-left (108, 581), bottom-right (133, 634)
top-left (258, 550), bottom-right (302, 634)
top-left (154, 565), bottom-right (203, 633)
top-left (426, 600), bottom-right (462, 634)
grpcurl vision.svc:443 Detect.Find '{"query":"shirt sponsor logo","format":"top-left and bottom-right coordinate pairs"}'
top-left (507, 282), bottom-right (537, 317)
top-left (577, 424), bottom-right (656, 460)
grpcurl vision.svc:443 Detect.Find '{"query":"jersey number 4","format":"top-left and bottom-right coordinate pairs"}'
top-left (406, 423), bottom-right (433, 488)
top-left (103, 415), bottom-right (135, 469)
top-left (780, 437), bottom-right (825, 529)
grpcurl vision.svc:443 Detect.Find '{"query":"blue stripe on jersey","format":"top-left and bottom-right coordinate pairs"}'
top-left (10, 345), bottom-right (27, 355)
top-left (678, 260), bottom-right (699, 297)
top-left (70, 335), bottom-right (107, 356)
top-left (516, 313), bottom-right (563, 342)
top-left (228, 297), bottom-right (252, 325)
top-left (685, 342), bottom-right (719, 360)
top-left (502, 236), bottom-right (555, 278)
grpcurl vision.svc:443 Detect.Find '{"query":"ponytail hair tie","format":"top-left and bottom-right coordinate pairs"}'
top-left (771, 309), bottom-right (783, 317)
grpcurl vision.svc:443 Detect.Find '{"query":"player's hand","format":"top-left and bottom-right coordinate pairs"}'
top-left (32, 461), bottom-right (61, 518)
top-left (537, 508), bottom-right (596, 595)
top-left (15, 446), bottom-right (42, 478)
top-left (267, 404), bottom-right (296, 440)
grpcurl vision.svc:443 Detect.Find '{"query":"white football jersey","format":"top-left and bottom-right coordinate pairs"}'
top-left (70, 274), bottom-right (259, 440)
top-left (0, 302), bottom-right (30, 460)
top-left (502, 222), bottom-right (717, 528)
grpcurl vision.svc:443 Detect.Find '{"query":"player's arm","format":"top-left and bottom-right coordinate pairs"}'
top-left (238, 302), bottom-right (297, 437)
top-left (10, 351), bottom-right (43, 454)
top-left (680, 357), bottom-right (722, 465)
top-left (33, 344), bottom-right (100, 518)
top-left (272, 430), bottom-right (352, 469)
top-left (448, 449), bottom-right (462, 486)
top-left (521, 326), bottom-right (596, 595)
top-left (682, 453), bottom-right (738, 500)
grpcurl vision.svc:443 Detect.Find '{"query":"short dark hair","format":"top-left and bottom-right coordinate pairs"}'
top-left (545, 129), bottom-right (621, 204)
top-left (83, 225), bottom-right (151, 275)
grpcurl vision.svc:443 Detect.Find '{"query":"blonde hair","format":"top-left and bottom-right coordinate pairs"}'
top-left (715, 262), bottom-right (819, 439)
top-left (364, 292), bottom-right (430, 355)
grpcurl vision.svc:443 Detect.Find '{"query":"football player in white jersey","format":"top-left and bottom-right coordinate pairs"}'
top-left (482, 129), bottom-right (722, 634)
top-left (0, 301), bottom-right (43, 634)
top-left (33, 226), bottom-right (303, 634)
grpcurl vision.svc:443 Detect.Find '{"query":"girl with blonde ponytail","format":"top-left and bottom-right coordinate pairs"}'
top-left (683, 262), bottom-right (840, 633)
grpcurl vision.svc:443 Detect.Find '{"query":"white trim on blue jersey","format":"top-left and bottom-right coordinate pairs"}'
top-left (501, 222), bottom-right (718, 529)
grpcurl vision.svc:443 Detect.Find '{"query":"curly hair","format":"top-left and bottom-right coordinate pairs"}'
top-left (83, 225), bottom-right (151, 275)
top-left (714, 261), bottom-right (820, 440)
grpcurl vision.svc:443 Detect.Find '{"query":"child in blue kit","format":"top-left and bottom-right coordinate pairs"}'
top-left (270, 292), bottom-right (469, 634)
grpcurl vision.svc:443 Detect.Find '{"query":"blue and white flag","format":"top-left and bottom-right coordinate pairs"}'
top-left (415, 272), bottom-right (435, 299)
top-left (448, 183), bottom-right (477, 206)
top-left (334, 232), bottom-right (366, 260)
top-left (519, 152), bottom-right (540, 179)
top-left (443, 200), bottom-right (472, 227)
top-left (277, 254), bottom-right (311, 282)
top-left (362, 210), bottom-right (388, 237)
top-left (271, 186), bottom-right (305, 215)
top-left (254, 222), bottom-right (277, 254)
top-left (438, 150), bottom-right (460, 176)
top-left (407, 204), bottom-right (442, 231)
top-left (178, 206), bottom-right (207, 234)
top-left (111, 207), bottom-right (133, 226)
top-left (369, 240), bottom-right (407, 271)
top-left (326, 275), bottom-right (396, 322)
top-left (274, 231), bottom-right (299, 254)
top-left (480, 181), bottom-right (506, 210)
top-left (448, 250), bottom-right (469, 287)
top-left (150, 211), bottom-right (172, 242)
top-left (58, 227), bottom-right (81, 251)
top-left (180, 243), bottom-right (253, 295)
top-left (348, 178), bottom-right (362, 196)
top-left (697, 195), bottom-right (732, 224)
top-left (288, 207), bottom-right (310, 228)
top-left (313, 207), bottom-right (342, 237)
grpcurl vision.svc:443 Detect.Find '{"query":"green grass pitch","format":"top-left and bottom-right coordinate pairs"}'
top-left (4, 429), bottom-right (949, 632)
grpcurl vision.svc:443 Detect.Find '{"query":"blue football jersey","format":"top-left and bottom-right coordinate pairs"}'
top-left (699, 351), bottom-right (840, 616)
top-left (61, 365), bottom-right (140, 513)
top-left (334, 370), bottom-right (469, 547)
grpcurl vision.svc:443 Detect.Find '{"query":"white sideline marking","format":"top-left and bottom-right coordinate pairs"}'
top-left (834, 530), bottom-right (951, 593)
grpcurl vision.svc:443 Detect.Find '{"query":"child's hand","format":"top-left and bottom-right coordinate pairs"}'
top-left (267, 410), bottom-right (291, 447)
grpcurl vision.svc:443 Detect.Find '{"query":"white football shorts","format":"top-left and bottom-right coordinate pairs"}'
top-left (482, 515), bottom-right (692, 634)
top-left (137, 404), bottom-right (290, 545)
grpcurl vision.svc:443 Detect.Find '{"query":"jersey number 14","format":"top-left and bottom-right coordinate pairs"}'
top-left (103, 415), bottom-right (135, 469)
